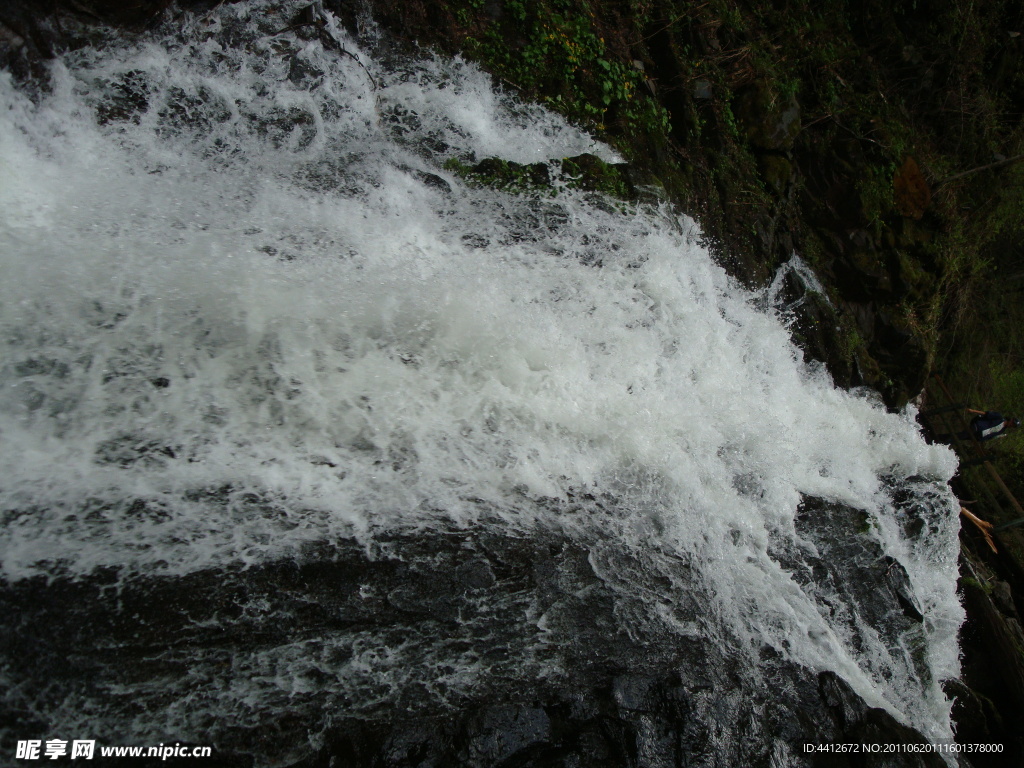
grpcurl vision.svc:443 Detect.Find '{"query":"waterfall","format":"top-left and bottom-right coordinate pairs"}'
top-left (0, 1), bottom-right (963, 762)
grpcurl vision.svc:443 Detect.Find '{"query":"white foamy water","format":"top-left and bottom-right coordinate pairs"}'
top-left (0, 0), bottom-right (962, 747)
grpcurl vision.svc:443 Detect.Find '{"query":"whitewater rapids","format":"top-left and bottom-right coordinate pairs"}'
top-left (0, 0), bottom-right (962, 757)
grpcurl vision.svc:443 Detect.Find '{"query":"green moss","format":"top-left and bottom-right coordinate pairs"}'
top-left (558, 154), bottom-right (628, 196)
top-left (854, 510), bottom-right (874, 535)
top-left (757, 154), bottom-right (792, 193)
top-left (444, 157), bottom-right (555, 195)
top-left (856, 162), bottom-right (897, 234)
top-left (960, 576), bottom-right (994, 596)
top-left (444, 153), bottom-right (659, 207)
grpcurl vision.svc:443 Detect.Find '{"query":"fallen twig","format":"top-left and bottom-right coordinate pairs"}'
top-left (961, 506), bottom-right (998, 553)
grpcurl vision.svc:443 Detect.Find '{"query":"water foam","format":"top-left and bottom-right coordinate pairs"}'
top-left (0, 0), bottom-right (962, 744)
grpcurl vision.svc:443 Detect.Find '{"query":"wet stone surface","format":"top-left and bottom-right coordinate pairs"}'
top-left (2, 523), bottom-right (946, 767)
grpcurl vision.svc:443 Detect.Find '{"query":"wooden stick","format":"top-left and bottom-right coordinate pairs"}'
top-left (961, 506), bottom-right (998, 553)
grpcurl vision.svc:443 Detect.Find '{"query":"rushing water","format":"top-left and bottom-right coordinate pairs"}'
top-left (0, 2), bottom-right (963, 763)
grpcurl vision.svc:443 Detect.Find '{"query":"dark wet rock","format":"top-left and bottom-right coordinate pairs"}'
top-left (870, 306), bottom-right (929, 403)
top-left (760, 259), bottom-right (855, 387)
top-left (96, 69), bottom-right (153, 124)
top-left (393, 165), bottom-right (454, 195)
top-left (783, 121), bottom-right (942, 404)
top-left (988, 577), bottom-right (1020, 620)
top-left (817, 671), bottom-right (948, 767)
top-left (0, 6), bottom-right (62, 80)
top-left (415, 170), bottom-right (452, 194)
top-left (559, 153), bottom-right (622, 193)
top-left (835, 248), bottom-right (895, 302)
top-left (0, 17), bottom-right (27, 70)
top-left (461, 232), bottom-right (490, 249)
top-left (943, 679), bottom-right (1002, 758)
top-left (0, 518), bottom-right (949, 768)
top-left (896, 218), bottom-right (934, 248)
top-left (758, 152), bottom-right (794, 194)
top-left (883, 556), bottom-right (925, 622)
top-left (469, 705), bottom-right (551, 763)
top-left (956, 561), bottom-right (1024, 764)
top-left (784, 498), bottom-right (931, 683)
top-left (802, 166), bottom-right (867, 233)
top-left (0, 1), bottom-right (232, 80)
top-left (894, 248), bottom-right (937, 302)
top-left (734, 80), bottom-right (801, 152)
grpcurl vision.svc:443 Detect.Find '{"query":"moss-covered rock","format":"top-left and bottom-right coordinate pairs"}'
top-left (446, 153), bottom-right (666, 206)
top-left (757, 153), bottom-right (794, 194)
top-left (445, 157), bottom-right (554, 194)
top-left (733, 80), bottom-right (801, 152)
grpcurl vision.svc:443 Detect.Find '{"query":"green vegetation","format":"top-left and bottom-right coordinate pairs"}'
top-left (444, 153), bottom-right (648, 206)
top-left (444, 156), bottom-right (557, 195)
top-left (457, 0), bottom-right (670, 139)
